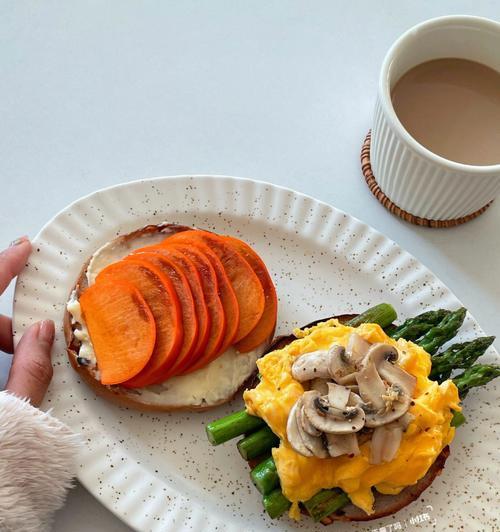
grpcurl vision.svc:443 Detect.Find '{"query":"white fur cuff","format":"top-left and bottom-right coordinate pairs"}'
top-left (0, 392), bottom-right (81, 532)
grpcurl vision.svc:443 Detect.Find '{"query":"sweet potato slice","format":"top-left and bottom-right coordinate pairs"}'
top-left (96, 259), bottom-right (183, 387)
top-left (79, 280), bottom-right (156, 385)
top-left (165, 230), bottom-right (265, 342)
top-left (132, 245), bottom-right (210, 368)
top-left (224, 236), bottom-right (278, 352)
top-left (126, 254), bottom-right (198, 378)
top-left (166, 244), bottom-right (227, 373)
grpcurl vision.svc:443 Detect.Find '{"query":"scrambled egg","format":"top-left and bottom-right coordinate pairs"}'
top-left (243, 320), bottom-right (460, 519)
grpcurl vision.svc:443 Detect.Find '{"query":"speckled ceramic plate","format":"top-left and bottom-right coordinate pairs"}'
top-left (13, 176), bottom-right (499, 532)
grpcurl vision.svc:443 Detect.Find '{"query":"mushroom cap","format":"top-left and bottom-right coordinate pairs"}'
top-left (378, 360), bottom-right (417, 397)
top-left (291, 350), bottom-right (332, 382)
top-left (363, 343), bottom-right (399, 367)
top-left (295, 401), bottom-right (329, 458)
top-left (297, 399), bottom-right (321, 437)
top-left (363, 392), bottom-right (411, 428)
top-left (302, 390), bottom-right (366, 434)
top-left (286, 400), bottom-right (314, 457)
top-left (329, 345), bottom-right (356, 383)
top-left (356, 362), bottom-right (387, 411)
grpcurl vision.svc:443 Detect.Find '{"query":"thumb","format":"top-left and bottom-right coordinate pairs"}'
top-left (6, 320), bottom-right (55, 407)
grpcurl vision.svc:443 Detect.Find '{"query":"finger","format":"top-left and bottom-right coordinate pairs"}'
top-left (0, 314), bottom-right (14, 353)
top-left (6, 320), bottom-right (55, 407)
top-left (0, 237), bottom-right (32, 295)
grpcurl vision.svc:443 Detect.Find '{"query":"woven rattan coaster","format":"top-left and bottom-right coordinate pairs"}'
top-left (361, 132), bottom-right (492, 228)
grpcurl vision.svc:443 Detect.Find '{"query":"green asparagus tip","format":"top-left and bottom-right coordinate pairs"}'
top-left (429, 336), bottom-right (496, 383)
top-left (418, 307), bottom-right (467, 355)
top-left (389, 309), bottom-right (451, 341)
top-left (346, 303), bottom-right (397, 329)
top-left (453, 363), bottom-right (500, 398)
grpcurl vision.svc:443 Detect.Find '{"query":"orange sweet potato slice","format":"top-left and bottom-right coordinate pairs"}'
top-left (224, 236), bottom-right (278, 352)
top-left (166, 244), bottom-right (227, 373)
top-left (96, 259), bottom-right (183, 387)
top-left (165, 230), bottom-right (265, 343)
top-left (126, 254), bottom-right (198, 378)
top-left (131, 245), bottom-right (210, 371)
top-left (79, 280), bottom-right (156, 385)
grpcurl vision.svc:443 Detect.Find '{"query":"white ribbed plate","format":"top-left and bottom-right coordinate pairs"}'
top-left (13, 176), bottom-right (499, 532)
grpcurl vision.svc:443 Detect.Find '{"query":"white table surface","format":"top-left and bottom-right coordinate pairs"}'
top-left (1, 2), bottom-right (499, 531)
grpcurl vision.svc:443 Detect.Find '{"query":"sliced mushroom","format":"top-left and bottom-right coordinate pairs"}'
top-left (347, 391), bottom-right (363, 406)
top-left (381, 426), bottom-right (403, 463)
top-left (286, 400), bottom-right (313, 457)
top-left (327, 383), bottom-right (351, 410)
top-left (310, 378), bottom-right (329, 395)
top-left (356, 362), bottom-right (387, 411)
top-left (302, 391), bottom-right (365, 434)
top-left (295, 402), bottom-right (329, 458)
top-left (378, 361), bottom-right (417, 397)
top-left (363, 392), bottom-right (411, 428)
top-left (329, 345), bottom-right (357, 384)
top-left (298, 401), bottom-right (321, 437)
top-left (291, 350), bottom-right (331, 382)
top-left (346, 333), bottom-right (371, 365)
top-left (326, 433), bottom-right (360, 458)
top-left (362, 343), bottom-right (417, 397)
top-left (370, 425), bottom-right (403, 464)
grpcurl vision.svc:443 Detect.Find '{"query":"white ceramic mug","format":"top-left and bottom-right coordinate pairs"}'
top-left (371, 15), bottom-right (500, 222)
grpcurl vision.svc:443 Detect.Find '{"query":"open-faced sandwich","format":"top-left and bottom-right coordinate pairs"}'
top-left (206, 304), bottom-right (500, 523)
top-left (64, 223), bottom-right (277, 411)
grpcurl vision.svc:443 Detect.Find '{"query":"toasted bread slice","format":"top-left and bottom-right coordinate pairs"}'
top-left (64, 223), bottom-right (274, 412)
top-left (247, 314), bottom-right (450, 523)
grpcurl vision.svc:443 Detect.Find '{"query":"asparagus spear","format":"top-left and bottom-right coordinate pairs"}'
top-left (206, 410), bottom-right (265, 445)
top-left (389, 309), bottom-right (451, 341)
top-left (453, 364), bottom-right (500, 398)
top-left (346, 303), bottom-right (397, 329)
top-left (418, 307), bottom-right (467, 355)
top-left (262, 485), bottom-right (350, 521)
top-left (237, 426), bottom-right (280, 460)
top-left (263, 489), bottom-right (291, 518)
top-left (429, 336), bottom-right (495, 382)
top-left (251, 456), bottom-right (279, 495)
top-left (303, 490), bottom-right (351, 522)
top-left (450, 410), bottom-right (466, 427)
top-left (251, 456), bottom-right (352, 520)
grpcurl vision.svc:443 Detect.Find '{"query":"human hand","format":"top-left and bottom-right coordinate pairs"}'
top-left (1, 237), bottom-right (55, 406)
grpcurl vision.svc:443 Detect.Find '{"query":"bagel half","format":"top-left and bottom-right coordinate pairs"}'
top-left (64, 223), bottom-right (273, 412)
top-left (247, 314), bottom-right (450, 524)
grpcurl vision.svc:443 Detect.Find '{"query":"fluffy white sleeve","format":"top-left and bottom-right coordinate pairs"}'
top-left (0, 391), bottom-right (81, 532)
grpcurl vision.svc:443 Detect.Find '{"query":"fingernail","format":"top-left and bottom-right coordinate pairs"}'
top-left (38, 320), bottom-right (55, 344)
top-left (10, 236), bottom-right (29, 247)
